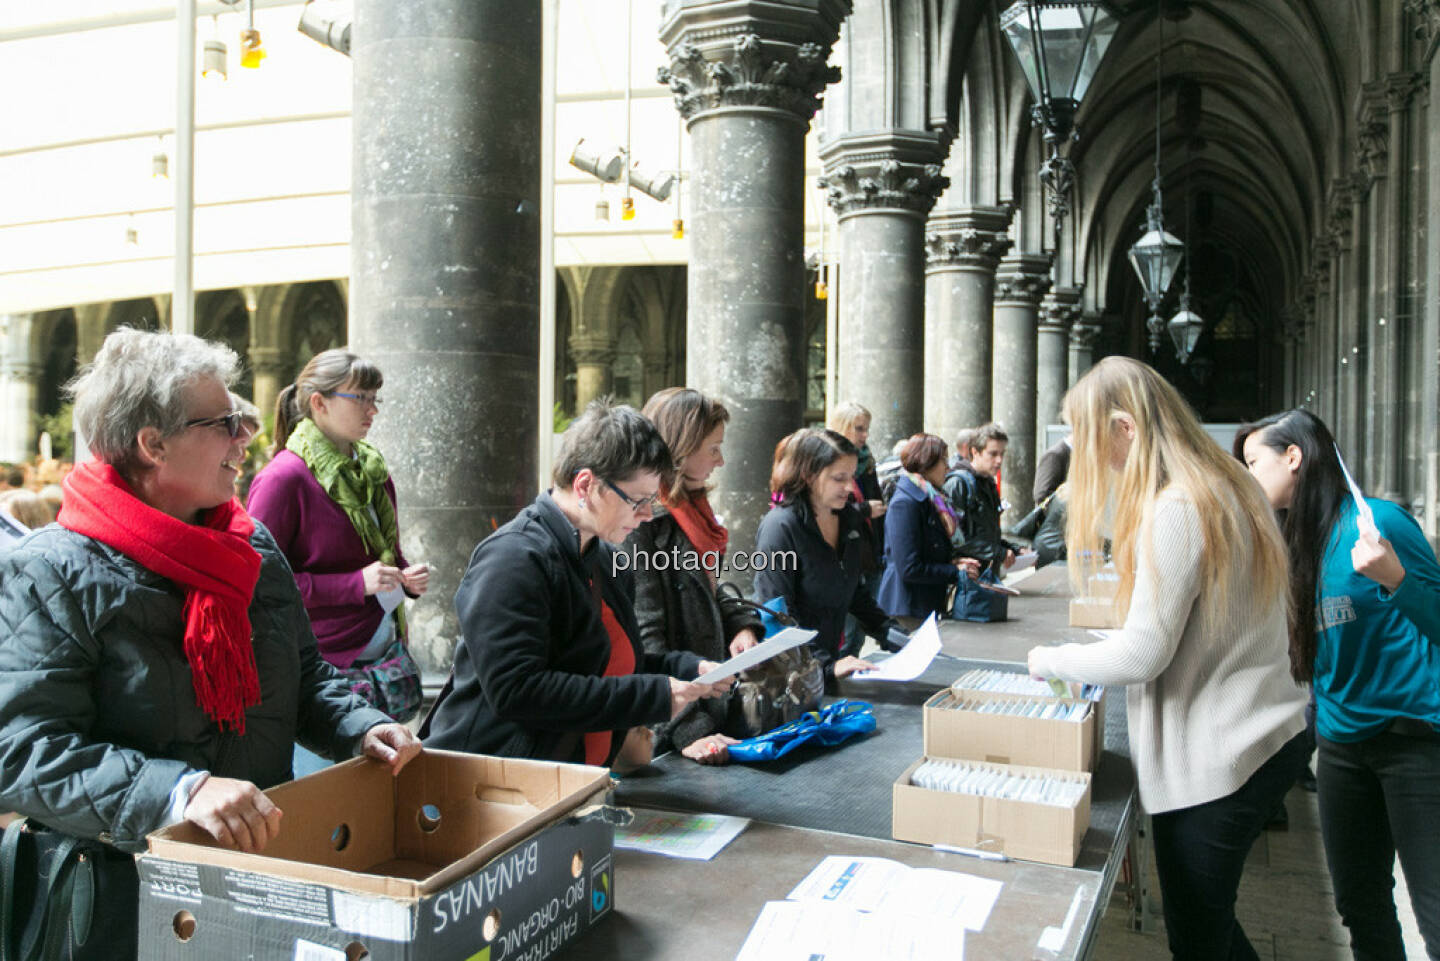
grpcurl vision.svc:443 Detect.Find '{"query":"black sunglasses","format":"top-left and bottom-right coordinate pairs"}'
top-left (183, 410), bottom-right (246, 439)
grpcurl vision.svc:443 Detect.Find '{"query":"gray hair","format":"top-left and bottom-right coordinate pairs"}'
top-left (68, 328), bottom-right (240, 473)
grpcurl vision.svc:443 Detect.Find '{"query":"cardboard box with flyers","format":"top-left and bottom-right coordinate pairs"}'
top-left (138, 751), bottom-right (615, 961)
top-left (923, 688), bottom-right (1101, 772)
top-left (892, 757), bottom-right (1092, 867)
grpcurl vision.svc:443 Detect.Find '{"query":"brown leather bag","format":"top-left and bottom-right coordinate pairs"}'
top-left (715, 584), bottom-right (825, 737)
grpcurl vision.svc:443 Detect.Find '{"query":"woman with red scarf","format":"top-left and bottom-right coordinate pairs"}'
top-left (626, 388), bottom-right (765, 765)
top-left (0, 330), bottom-right (419, 961)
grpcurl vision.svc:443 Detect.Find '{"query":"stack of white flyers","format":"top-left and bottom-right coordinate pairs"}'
top-left (733, 856), bottom-right (1003, 960)
top-left (911, 759), bottom-right (1088, 808)
top-left (952, 668), bottom-right (1104, 703)
top-left (944, 696), bottom-right (1090, 722)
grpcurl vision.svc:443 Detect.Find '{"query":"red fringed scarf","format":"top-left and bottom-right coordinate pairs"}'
top-left (669, 492), bottom-right (728, 561)
top-left (58, 459), bottom-right (263, 733)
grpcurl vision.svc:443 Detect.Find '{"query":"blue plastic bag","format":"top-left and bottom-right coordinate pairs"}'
top-left (727, 700), bottom-right (877, 763)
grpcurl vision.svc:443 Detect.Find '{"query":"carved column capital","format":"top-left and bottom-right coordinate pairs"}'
top-left (1406, 0), bottom-right (1440, 60)
top-left (1068, 318), bottom-right (1102, 351)
top-left (1039, 286), bottom-right (1084, 333)
top-left (925, 206), bottom-right (1013, 270)
top-left (248, 345), bottom-right (288, 377)
top-left (1327, 178), bottom-right (1355, 250)
top-left (994, 253), bottom-right (1053, 307)
top-left (570, 332), bottom-right (616, 367)
top-left (657, 1), bottom-right (850, 124)
top-left (817, 142), bottom-right (950, 217)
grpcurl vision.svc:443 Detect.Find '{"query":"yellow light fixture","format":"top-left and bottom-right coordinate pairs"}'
top-left (620, 196), bottom-right (635, 221)
top-left (202, 38), bottom-right (228, 80)
top-left (815, 280), bottom-right (828, 300)
top-left (239, 28), bottom-right (265, 68)
top-left (151, 151), bottom-right (169, 179)
top-left (671, 218), bottom-right (684, 240)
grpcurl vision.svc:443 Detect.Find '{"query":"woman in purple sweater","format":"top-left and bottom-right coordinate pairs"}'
top-left (247, 350), bottom-right (429, 766)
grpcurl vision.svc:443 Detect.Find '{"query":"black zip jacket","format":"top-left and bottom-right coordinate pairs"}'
top-left (423, 492), bottom-right (701, 764)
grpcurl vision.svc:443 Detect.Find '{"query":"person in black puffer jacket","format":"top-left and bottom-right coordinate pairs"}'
top-left (0, 330), bottom-right (418, 961)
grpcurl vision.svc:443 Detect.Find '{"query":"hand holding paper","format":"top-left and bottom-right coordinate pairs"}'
top-left (1335, 444), bottom-right (1406, 590)
top-left (693, 627), bottom-right (817, 684)
top-left (850, 615), bottom-right (943, 682)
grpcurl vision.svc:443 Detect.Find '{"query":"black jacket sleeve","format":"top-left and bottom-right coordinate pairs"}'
top-left (455, 535), bottom-right (672, 733)
top-left (625, 523), bottom-right (671, 659)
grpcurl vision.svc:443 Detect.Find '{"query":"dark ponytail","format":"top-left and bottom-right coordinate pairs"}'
top-left (1233, 409), bottom-right (1348, 682)
top-left (271, 383), bottom-right (303, 454)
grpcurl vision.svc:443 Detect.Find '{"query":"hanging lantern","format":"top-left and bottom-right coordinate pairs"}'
top-left (1167, 292), bottom-right (1204, 363)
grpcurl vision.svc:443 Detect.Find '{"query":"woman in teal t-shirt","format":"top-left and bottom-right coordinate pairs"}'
top-left (1238, 409), bottom-right (1440, 960)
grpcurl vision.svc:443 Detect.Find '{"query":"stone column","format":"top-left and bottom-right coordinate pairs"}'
top-left (818, 132), bottom-right (948, 455)
top-left (248, 346), bottom-right (287, 427)
top-left (1418, 35), bottom-right (1440, 541)
top-left (659, 2), bottom-right (849, 565)
top-left (1068, 314), bottom-right (1102, 387)
top-left (923, 206), bottom-right (1012, 446)
top-left (992, 252), bottom-right (1051, 522)
top-left (351, 0), bottom-right (541, 670)
top-left (73, 303), bottom-right (109, 366)
top-left (1327, 180), bottom-right (1362, 462)
top-left (0, 315), bottom-right (38, 464)
top-left (1037, 286), bottom-right (1082, 445)
top-left (570, 333), bottom-right (616, 410)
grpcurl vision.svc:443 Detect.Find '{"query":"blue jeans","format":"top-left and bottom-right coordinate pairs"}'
top-left (1150, 732), bottom-right (1309, 960)
top-left (1318, 727), bottom-right (1440, 961)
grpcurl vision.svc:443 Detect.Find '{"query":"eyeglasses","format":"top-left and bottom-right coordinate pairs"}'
top-left (331, 391), bottom-right (383, 408)
top-left (183, 410), bottom-right (247, 439)
top-left (601, 477), bottom-right (660, 514)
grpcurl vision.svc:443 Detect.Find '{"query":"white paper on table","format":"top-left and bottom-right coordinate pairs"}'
top-left (1006, 551), bottom-right (1039, 574)
top-left (785, 855), bottom-right (1002, 933)
top-left (849, 614), bottom-right (942, 682)
top-left (734, 900), bottom-right (963, 961)
top-left (693, 627), bottom-right (817, 684)
top-left (1334, 444), bottom-right (1379, 541)
top-left (1036, 884), bottom-right (1088, 953)
top-left (376, 586), bottom-right (405, 614)
top-left (1088, 629), bottom-right (1117, 641)
top-left (611, 809), bottom-right (749, 861)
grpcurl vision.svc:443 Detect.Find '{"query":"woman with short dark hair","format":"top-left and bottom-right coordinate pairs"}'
top-left (755, 428), bottom-right (900, 688)
top-left (0, 329), bottom-right (418, 961)
top-left (876, 433), bottom-right (980, 624)
top-left (422, 399), bottom-right (730, 767)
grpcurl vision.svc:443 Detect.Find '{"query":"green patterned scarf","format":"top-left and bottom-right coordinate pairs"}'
top-left (286, 417), bottom-right (401, 569)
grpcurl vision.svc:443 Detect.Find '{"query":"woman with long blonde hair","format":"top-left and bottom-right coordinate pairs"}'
top-left (1027, 356), bottom-right (1307, 961)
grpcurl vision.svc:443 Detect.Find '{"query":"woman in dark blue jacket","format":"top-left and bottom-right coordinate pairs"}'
top-left (876, 433), bottom-right (979, 622)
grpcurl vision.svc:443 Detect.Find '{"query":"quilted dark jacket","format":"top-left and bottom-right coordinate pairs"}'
top-left (0, 522), bottom-right (389, 855)
top-left (624, 510), bottom-right (763, 751)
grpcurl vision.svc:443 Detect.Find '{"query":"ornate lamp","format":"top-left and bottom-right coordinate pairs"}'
top-left (1126, 4), bottom-right (1184, 350)
top-left (999, 1), bottom-right (1120, 245)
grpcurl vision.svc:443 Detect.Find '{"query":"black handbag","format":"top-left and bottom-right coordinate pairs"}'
top-left (0, 819), bottom-right (137, 961)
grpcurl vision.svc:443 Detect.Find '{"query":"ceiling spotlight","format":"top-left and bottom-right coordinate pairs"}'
top-left (202, 38), bottom-right (228, 80)
top-left (240, 28), bottom-right (265, 68)
top-left (298, 0), bottom-right (351, 56)
top-left (570, 139), bottom-right (625, 183)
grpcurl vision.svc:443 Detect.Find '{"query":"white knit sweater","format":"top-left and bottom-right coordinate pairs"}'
top-left (1030, 489), bottom-right (1307, 814)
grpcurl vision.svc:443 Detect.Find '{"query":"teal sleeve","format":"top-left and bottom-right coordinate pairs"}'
top-left (1374, 502), bottom-right (1440, 647)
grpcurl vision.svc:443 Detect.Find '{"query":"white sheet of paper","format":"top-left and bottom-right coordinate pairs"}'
top-left (611, 809), bottom-right (749, 861)
top-left (1006, 551), bottom-right (1038, 574)
top-left (785, 855), bottom-right (1002, 933)
top-left (849, 614), bottom-right (942, 683)
top-left (1036, 884), bottom-right (1088, 952)
top-left (1334, 444), bottom-right (1379, 541)
top-left (735, 900), bottom-right (963, 961)
top-left (693, 626), bottom-right (817, 684)
top-left (377, 586), bottom-right (405, 614)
